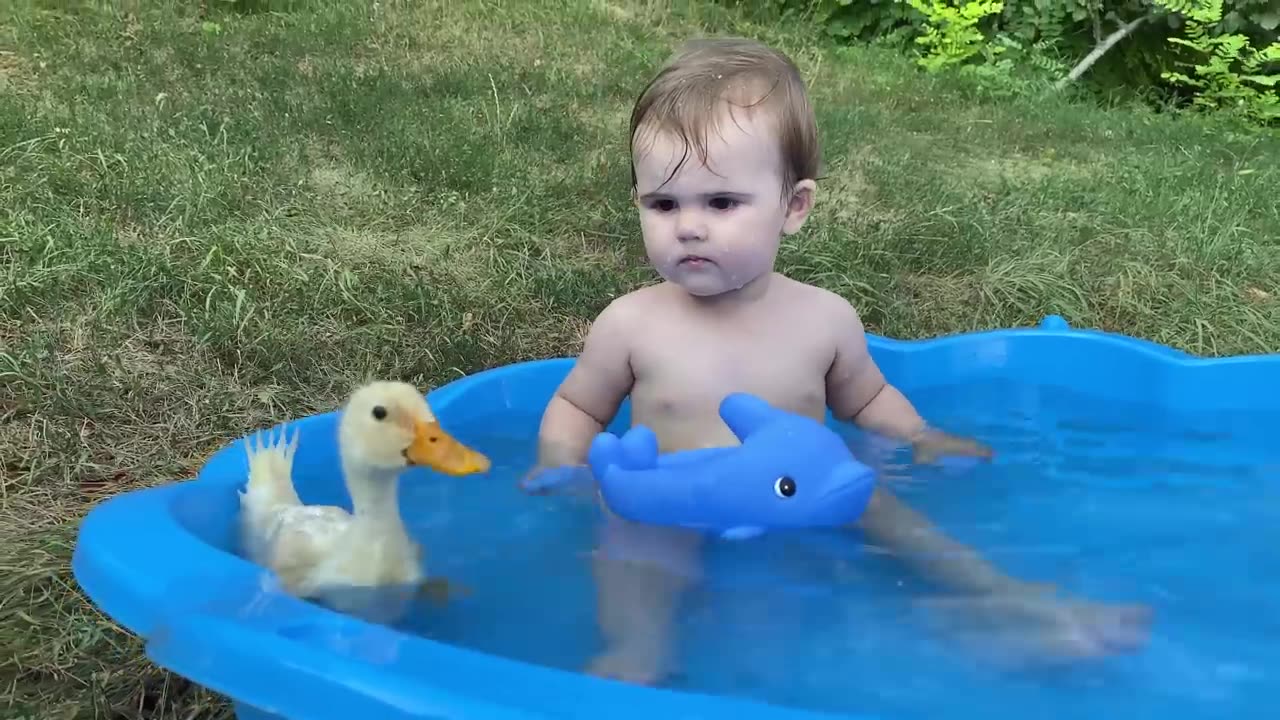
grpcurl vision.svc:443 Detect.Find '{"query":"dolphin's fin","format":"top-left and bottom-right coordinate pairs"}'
top-left (719, 393), bottom-right (780, 442)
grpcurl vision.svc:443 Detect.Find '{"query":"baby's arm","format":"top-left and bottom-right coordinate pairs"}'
top-left (535, 298), bottom-right (637, 471)
top-left (825, 300), bottom-right (1026, 596)
top-left (824, 302), bottom-right (991, 461)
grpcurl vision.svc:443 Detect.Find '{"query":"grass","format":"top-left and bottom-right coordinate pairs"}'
top-left (1, 0), bottom-right (1277, 716)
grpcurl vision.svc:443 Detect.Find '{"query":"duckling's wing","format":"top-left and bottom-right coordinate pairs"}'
top-left (253, 504), bottom-right (352, 593)
top-left (240, 426), bottom-right (304, 529)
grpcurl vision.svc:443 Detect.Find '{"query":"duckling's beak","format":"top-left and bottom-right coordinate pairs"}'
top-left (404, 418), bottom-right (491, 476)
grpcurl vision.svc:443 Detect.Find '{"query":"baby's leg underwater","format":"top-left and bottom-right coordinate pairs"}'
top-left (586, 511), bottom-right (704, 685)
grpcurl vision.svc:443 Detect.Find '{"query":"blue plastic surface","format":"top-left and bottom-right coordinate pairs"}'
top-left (583, 392), bottom-right (877, 540)
top-left (71, 315), bottom-right (1280, 720)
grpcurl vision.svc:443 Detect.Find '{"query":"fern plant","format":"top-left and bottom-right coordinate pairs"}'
top-left (1154, 0), bottom-right (1279, 121)
top-left (901, 0), bottom-right (1007, 71)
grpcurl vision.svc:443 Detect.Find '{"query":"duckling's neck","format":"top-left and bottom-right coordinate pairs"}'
top-left (343, 462), bottom-right (406, 530)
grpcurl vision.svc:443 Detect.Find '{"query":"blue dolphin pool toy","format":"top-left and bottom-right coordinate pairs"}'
top-left (578, 392), bottom-right (877, 540)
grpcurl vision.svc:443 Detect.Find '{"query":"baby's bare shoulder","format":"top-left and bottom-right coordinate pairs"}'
top-left (592, 283), bottom-right (669, 329)
top-left (782, 278), bottom-right (864, 324)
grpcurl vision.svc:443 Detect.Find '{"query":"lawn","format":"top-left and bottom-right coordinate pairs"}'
top-left (1, 0), bottom-right (1277, 717)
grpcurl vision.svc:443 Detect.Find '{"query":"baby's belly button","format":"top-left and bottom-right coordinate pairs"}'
top-left (647, 418), bottom-right (739, 452)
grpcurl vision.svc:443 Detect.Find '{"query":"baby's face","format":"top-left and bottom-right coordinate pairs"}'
top-left (632, 110), bottom-right (809, 298)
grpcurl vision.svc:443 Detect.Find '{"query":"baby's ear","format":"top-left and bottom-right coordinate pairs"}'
top-left (782, 179), bottom-right (817, 235)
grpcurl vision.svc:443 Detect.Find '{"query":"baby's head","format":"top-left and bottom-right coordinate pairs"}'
top-left (628, 37), bottom-right (821, 298)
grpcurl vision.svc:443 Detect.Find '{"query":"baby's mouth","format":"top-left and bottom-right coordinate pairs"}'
top-left (678, 255), bottom-right (713, 267)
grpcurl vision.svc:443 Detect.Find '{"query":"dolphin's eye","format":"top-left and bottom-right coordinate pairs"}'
top-left (774, 476), bottom-right (796, 498)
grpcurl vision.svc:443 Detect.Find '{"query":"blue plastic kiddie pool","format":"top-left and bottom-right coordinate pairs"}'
top-left (73, 316), bottom-right (1280, 720)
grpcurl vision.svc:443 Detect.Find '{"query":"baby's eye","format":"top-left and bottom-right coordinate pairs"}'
top-left (648, 198), bottom-right (677, 213)
top-left (709, 196), bottom-right (741, 211)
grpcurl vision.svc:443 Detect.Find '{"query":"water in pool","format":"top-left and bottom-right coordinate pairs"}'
top-left (375, 379), bottom-right (1279, 719)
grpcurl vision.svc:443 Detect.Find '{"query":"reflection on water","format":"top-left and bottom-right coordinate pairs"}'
top-left (314, 382), bottom-right (1279, 719)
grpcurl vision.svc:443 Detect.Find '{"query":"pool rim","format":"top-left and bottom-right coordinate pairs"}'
top-left (70, 316), bottom-right (1280, 719)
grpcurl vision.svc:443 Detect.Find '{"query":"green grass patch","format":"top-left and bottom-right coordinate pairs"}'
top-left (1, 0), bottom-right (1277, 717)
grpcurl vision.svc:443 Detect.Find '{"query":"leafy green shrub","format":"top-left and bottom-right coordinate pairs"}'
top-left (1157, 0), bottom-right (1279, 121)
top-left (759, 0), bottom-right (1278, 123)
top-left (903, 0), bottom-right (1006, 70)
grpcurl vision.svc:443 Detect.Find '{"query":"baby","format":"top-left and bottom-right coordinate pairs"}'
top-left (527, 37), bottom-right (1152, 685)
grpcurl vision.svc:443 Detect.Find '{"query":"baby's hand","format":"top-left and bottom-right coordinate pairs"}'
top-left (520, 439), bottom-right (594, 494)
top-left (518, 463), bottom-right (595, 495)
top-left (911, 428), bottom-right (993, 465)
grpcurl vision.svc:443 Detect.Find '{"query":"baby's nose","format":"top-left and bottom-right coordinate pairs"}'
top-left (675, 210), bottom-right (706, 242)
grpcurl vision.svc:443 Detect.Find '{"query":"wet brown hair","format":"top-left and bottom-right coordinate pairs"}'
top-left (628, 37), bottom-right (821, 196)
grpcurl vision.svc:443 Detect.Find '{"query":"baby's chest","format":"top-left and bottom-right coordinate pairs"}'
top-left (632, 328), bottom-right (832, 411)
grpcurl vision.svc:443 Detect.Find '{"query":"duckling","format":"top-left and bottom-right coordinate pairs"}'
top-left (238, 380), bottom-right (491, 623)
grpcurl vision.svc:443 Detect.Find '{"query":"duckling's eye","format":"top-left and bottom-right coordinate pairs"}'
top-left (372, 405), bottom-right (387, 421)
top-left (774, 476), bottom-right (796, 498)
